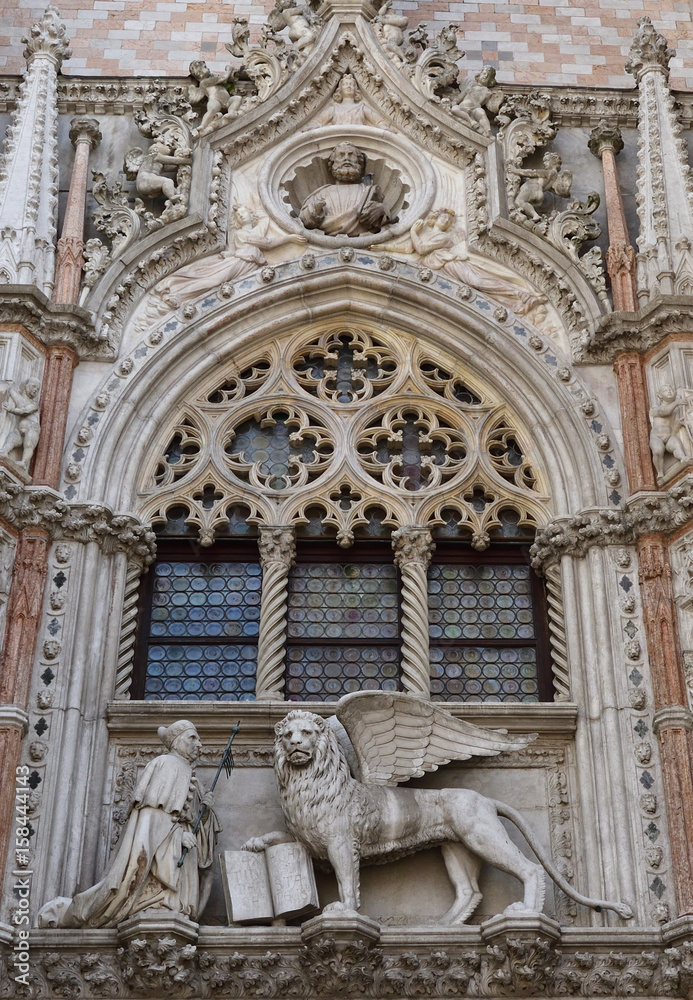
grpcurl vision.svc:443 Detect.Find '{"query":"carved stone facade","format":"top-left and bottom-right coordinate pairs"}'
top-left (0, 3), bottom-right (693, 998)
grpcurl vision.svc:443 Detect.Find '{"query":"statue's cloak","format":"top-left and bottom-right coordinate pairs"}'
top-left (299, 182), bottom-right (376, 236)
top-left (60, 752), bottom-right (218, 928)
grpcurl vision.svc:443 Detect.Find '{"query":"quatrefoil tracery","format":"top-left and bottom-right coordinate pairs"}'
top-left (138, 326), bottom-right (549, 545)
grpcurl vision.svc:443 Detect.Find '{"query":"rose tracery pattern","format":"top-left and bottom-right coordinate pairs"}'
top-left (293, 328), bottom-right (397, 403)
top-left (487, 421), bottom-right (537, 491)
top-left (153, 417), bottom-right (203, 488)
top-left (419, 360), bottom-right (483, 405)
top-left (223, 404), bottom-right (333, 491)
top-left (357, 404), bottom-right (468, 492)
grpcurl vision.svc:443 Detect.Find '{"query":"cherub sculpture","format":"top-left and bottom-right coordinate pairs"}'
top-left (0, 377), bottom-right (41, 469)
top-left (268, 0), bottom-right (321, 60)
top-left (373, 0), bottom-right (409, 62)
top-left (649, 383), bottom-right (693, 478)
top-left (244, 692), bottom-right (633, 924)
top-left (450, 66), bottom-right (504, 135)
top-left (123, 140), bottom-right (192, 210)
top-left (37, 720), bottom-right (220, 928)
top-left (507, 151), bottom-right (573, 222)
top-left (188, 59), bottom-right (243, 134)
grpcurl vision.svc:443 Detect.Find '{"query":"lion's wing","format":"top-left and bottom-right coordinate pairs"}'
top-left (335, 691), bottom-right (537, 785)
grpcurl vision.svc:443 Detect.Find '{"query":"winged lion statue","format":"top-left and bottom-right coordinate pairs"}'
top-left (243, 691), bottom-right (633, 923)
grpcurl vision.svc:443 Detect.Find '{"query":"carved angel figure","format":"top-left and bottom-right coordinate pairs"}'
top-left (308, 74), bottom-right (391, 129)
top-left (376, 210), bottom-right (546, 317)
top-left (449, 66), bottom-right (504, 135)
top-left (649, 383), bottom-right (693, 478)
top-left (507, 151), bottom-right (573, 222)
top-left (37, 721), bottom-right (220, 929)
top-left (244, 692), bottom-right (633, 923)
top-left (188, 59), bottom-right (243, 134)
top-left (0, 377), bottom-right (41, 469)
top-left (152, 204), bottom-right (306, 310)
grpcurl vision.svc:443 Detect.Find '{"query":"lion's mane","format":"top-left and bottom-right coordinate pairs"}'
top-left (274, 711), bottom-right (375, 859)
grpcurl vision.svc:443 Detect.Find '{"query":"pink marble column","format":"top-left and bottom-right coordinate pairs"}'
top-left (52, 117), bottom-right (101, 306)
top-left (588, 121), bottom-right (638, 313)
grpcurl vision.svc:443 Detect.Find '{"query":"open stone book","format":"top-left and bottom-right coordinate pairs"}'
top-left (221, 842), bottom-right (320, 923)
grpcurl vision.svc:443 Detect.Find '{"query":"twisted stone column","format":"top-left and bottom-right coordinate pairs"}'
top-left (53, 117), bottom-right (102, 305)
top-left (255, 526), bottom-right (296, 700)
top-left (114, 558), bottom-right (144, 699)
top-left (392, 526), bottom-right (434, 697)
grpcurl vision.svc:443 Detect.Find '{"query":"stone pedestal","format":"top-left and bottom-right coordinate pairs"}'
top-left (116, 910), bottom-right (200, 947)
top-left (662, 915), bottom-right (693, 947)
top-left (301, 909), bottom-right (381, 949)
top-left (480, 912), bottom-right (562, 994)
top-left (480, 911), bottom-right (562, 946)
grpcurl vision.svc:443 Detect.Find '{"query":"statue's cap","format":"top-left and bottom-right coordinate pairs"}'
top-left (157, 719), bottom-right (197, 749)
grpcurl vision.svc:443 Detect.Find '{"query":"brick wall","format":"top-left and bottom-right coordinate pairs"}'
top-left (0, 0), bottom-right (691, 88)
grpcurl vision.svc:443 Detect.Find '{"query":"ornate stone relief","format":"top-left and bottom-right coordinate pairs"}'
top-left (530, 477), bottom-right (693, 572)
top-left (0, 6), bottom-right (70, 294)
top-left (0, 377), bottom-right (41, 472)
top-left (136, 327), bottom-right (548, 548)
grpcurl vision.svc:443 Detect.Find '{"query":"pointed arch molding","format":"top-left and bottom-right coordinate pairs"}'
top-left (63, 260), bottom-right (622, 520)
top-left (82, 19), bottom-right (607, 355)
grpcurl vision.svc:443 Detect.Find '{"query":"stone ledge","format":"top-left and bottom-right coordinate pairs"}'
top-left (0, 286), bottom-right (114, 362)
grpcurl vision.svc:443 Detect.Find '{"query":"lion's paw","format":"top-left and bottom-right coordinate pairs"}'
top-left (241, 837), bottom-right (267, 853)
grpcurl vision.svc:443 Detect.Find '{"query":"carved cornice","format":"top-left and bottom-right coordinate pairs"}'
top-left (531, 477), bottom-right (693, 571)
top-left (9, 925), bottom-right (693, 998)
top-left (0, 471), bottom-right (155, 564)
top-left (0, 286), bottom-right (113, 361)
top-left (577, 296), bottom-right (693, 364)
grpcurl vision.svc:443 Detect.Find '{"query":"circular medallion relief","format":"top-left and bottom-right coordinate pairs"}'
top-left (258, 124), bottom-right (437, 249)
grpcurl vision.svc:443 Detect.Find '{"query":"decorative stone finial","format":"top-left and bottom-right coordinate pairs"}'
top-left (588, 120), bottom-right (624, 159)
top-left (625, 17), bottom-right (674, 81)
top-left (22, 6), bottom-right (71, 67)
top-left (69, 117), bottom-right (102, 150)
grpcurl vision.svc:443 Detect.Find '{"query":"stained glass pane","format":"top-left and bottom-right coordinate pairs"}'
top-left (428, 564), bottom-right (535, 641)
top-left (288, 563), bottom-right (399, 640)
top-left (286, 646), bottom-right (400, 702)
top-left (430, 647), bottom-right (538, 702)
top-left (145, 643), bottom-right (257, 701)
top-left (150, 561), bottom-right (261, 639)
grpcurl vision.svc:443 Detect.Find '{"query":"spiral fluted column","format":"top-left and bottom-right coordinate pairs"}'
top-left (392, 526), bottom-right (434, 697)
top-left (255, 526), bottom-right (296, 700)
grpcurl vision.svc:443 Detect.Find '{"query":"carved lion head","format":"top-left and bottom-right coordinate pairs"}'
top-left (274, 710), bottom-right (328, 768)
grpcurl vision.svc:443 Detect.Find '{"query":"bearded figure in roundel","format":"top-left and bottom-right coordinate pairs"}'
top-left (298, 142), bottom-right (391, 237)
top-left (244, 692), bottom-right (633, 924)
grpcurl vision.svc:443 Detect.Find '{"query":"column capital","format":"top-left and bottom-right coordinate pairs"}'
top-left (653, 705), bottom-right (693, 735)
top-left (0, 705), bottom-right (29, 734)
top-left (625, 17), bottom-right (675, 83)
top-left (258, 525), bottom-right (296, 568)
top-left (392, 526), bottom-right (435, 569)
top-left (588, 120), bottom-right (624, 159)
top-left (69, 116), bottom-right (102, 150)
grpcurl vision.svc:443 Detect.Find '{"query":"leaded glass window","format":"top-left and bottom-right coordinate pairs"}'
top-left (428, 545), bottom-right (550, 703)
top-left (285, 544), bottom-right (401, 701)
top-left (134, 541), bottom-right (261, 701)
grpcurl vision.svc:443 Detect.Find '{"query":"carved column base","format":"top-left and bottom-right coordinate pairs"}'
top-left (116, 910), bottom-right (200, 947)
top-left (480, 913), bottom-right (561, 994)
top-left (301, 910), bottom-right (381, 949)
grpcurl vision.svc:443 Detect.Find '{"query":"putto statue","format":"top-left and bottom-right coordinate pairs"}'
top-left (299, 143), bottom-right (391, 237)
top-left (649, 383), bottom-right (693, 478)
top-left (0, 377), bottom-right (41, 470)
top-left (37, 720), bottom-right (219, 928)
top-left (244, 692), bottom-right (633, 924)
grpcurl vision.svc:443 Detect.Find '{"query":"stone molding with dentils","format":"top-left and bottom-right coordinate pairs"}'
top-left (0, 470), bottom-right (155, 564)
top-left (0, 286), bottom-right (113, 361)
top-left (531, 477), bottom-right (693, 572)
top-left (3, 923), bottom-right (693, 998)
top-left (576, 296), bottom-right (693, 365)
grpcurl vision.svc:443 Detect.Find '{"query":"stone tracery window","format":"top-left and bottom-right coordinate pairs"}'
top-left (133, 325), bottom-right (553, 703)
